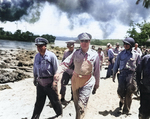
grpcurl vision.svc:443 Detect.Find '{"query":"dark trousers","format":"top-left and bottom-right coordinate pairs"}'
top-left (139, 89), bottom-right (150, 119)
top-left (117, 71), bottom-right (137, 113)
top-left (31, 83), bottom-right (62, 119)
top-left (106, 58), bottom-right (114, 77)
top-left (60, 72), bottom-right (72, 98)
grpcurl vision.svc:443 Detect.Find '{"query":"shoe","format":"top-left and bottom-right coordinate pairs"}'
top-left (122, 111), bottom-right (131, 115)
top-left (71, 95), bottom-right (73, 101)
top-left (104, 76), bottom-right (110, 79)
top-left (119, 101), bottom-right (123, 110)
top-left (47, 101), bottom-right (53, 108)
top-left (61, 98), bottom-right (69, 105)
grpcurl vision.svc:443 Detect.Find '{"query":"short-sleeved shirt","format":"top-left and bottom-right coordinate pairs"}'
top-left (98, 51), bottom-right (105, 62)
top-left (62, 49), bottom-right (76, 75)
top-left (57, 48), bottom-right (100, 85)
top-left (33, 49), bottom-right (59, 80)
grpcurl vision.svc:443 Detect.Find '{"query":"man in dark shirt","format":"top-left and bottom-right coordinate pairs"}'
top-left (137, 54), bottom-right (150, 119)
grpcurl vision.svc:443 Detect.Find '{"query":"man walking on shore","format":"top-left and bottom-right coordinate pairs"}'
top-left (105, 43), bottom-right (115, 79)
top-left (60, 40), bottom-right (76, 104)
top-left (112, 37), bottom-right (140, 115)
top-left (31, 37), bottom-right (62, 119)
top-left (54, 33), bottom-right (100, 119)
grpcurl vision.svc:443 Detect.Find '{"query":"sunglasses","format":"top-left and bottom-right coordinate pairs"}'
top-left (80, 40), bottom-right (89, 43)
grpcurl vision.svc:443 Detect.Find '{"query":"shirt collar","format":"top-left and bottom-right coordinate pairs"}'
top-left (80, 48), bottom-right (91, 56)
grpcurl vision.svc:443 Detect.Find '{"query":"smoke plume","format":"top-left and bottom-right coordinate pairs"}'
top-left (0, 0), bottom-right (150, 38)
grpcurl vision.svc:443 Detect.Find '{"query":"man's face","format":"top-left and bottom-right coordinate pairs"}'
top-left (135, 44), bottom-right (138, 48)
top-left (36, 44), bottom-right (46, 54)
top-left (98, 49), bottom-right (101, 53)
top-left (123, 42), bottom-right (131, 50)
top-left (80, 40), bottom-right (90, 51)
top-left (116, 45), bottom-right (119, 48)
top-left (67, 44), bottom-right (74, 51)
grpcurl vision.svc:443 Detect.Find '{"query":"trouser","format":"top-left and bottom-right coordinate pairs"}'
top-left (139, 88), bottom-right (150, 119)
top-left (60, 72), bottom-right (72, 99)
top-left (106, 58), bottom-right (114, 77)
top-left (31, 83), bottom-right (62, 119)
top-left (117, 70), bottom-right (137, 113)
top-left (71, 74), bottom-right (95, 119)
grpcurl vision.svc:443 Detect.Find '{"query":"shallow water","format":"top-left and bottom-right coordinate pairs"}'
top-left (0, 39), bottom-right (69, 50)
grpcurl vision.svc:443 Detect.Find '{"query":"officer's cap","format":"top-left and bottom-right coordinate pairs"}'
top-left (78, 32), bottom-right (92, 40)
top-left (35, 37), bottom-right (49, 45)
top-left (65, 40), bottom-right (75, 47)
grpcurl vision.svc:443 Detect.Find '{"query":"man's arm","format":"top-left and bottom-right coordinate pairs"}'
top-left (93, 55), bottom-right (100, 91)
top-left (112, 54), bottom-right (120, 82)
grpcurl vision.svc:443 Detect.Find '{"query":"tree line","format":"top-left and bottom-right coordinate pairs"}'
top-left (0, 27), bottom-right (56, 43)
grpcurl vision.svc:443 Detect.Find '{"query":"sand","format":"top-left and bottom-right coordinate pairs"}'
top-left (0, 66), bottom-right (140, 119)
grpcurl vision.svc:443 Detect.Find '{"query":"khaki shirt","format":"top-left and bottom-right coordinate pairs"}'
top-left (57, 48), bottom-right (100, 86)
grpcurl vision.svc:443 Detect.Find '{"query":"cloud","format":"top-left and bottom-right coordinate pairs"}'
top-left (0, 0), bottom-right (150, 39)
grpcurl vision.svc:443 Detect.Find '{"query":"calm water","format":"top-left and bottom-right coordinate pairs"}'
top-left (0, 39), bottom-right (70, 50)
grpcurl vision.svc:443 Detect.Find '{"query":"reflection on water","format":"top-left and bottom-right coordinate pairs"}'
top-left (0, 39), bottom-right (80, 50)
top-left (0, 39), bottom-right (36, 50)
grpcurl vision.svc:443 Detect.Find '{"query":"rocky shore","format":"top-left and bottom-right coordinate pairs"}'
top-left (0, 45), bottom-right (141, 119)
top-left (0, 46), bottom-right (67, 90)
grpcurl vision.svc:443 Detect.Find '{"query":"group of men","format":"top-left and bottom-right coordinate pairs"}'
top-left (31, 33), bottom-right (150, 119)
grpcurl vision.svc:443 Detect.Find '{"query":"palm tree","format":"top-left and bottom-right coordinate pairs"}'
top-left (136, 0), bottom-right (150, 8)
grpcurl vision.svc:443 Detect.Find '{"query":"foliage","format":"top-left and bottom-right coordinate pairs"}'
top-left (0, 28), bottom-right (56, 43)
top-left (126, 21), bottom-right (150, 46)
top-left (91, 39), bottom-right (123, 46)
top-left (136, 0), bottom-right (150, 8)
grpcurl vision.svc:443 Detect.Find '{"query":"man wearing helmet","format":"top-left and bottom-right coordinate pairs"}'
top-left (112, 37), bottom-right (141, 115)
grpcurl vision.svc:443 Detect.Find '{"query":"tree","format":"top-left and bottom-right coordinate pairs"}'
top-left (127, 21), bottom-right (150, 46)
top-left (136, 0), bottom-right (150, 8)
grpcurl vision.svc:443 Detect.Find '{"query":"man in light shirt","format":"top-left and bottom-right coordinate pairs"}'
top-left (54, 33), bottom-right (100, 119)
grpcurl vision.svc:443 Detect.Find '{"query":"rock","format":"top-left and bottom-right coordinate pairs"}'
top-left (0, 84), bottom-right (11, 91)
top-left (0, 70), bottom-right (31, 83)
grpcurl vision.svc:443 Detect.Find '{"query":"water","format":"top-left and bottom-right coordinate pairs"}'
top-left (0, 39), bottom-right (70, 50)
top-left (0, 39), bottom-right (102, 51)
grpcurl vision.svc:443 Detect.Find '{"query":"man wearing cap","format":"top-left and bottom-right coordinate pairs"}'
top-left (105, 43), bottom-right (115, 79)
top-left (112, 37), bottom-right (140, 115)
top-left (59, 40), bottom-right (76, 104)
top-left (97, 47), bottom-right (105, 70)
top-left (114, 42), bottom-right (122, 55)
top-left (54, 33), bottom-right (100, 119)
top-left (31, 37), bottom-right (62, 119)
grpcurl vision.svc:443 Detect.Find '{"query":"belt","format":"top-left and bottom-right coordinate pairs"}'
top-left (73, 72), bottom-right (91, 78)
top-left (120, 69), bottom-right (134, 73)
top-left (39, 76), bottom-right (53, 79)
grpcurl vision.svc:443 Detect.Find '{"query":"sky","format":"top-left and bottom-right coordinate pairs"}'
top-left (0, 0), bottom-right (150, 39)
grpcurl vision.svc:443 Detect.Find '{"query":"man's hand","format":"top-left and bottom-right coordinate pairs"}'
top-left (92, 88), bottom-right (97, 94)
top-left (92, 84), bottom-right (99, 94)
top-left (54, 73), bottom-right (60, 81)
top-left (52, 80), bottom-right (58, 92)
top-left (33, 79), bottom-right (37, 86)
top-left (112, 75), bottom-right (116, 83)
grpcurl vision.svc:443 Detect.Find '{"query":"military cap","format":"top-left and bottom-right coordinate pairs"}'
top-left (65, 40), bottom-right (75, 47)
top-left (78, 32), bottom-right (92, 40)
top-left (35, 37), bottom-right (49, 45)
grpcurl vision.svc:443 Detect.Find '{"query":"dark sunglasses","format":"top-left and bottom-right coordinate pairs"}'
top-left (80, 40), bottom-right (89, 43)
